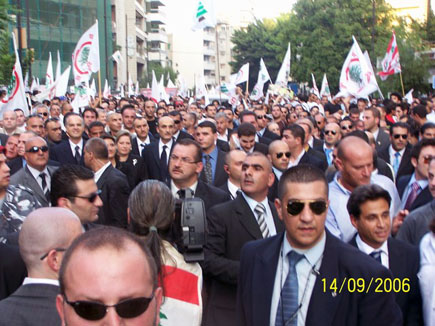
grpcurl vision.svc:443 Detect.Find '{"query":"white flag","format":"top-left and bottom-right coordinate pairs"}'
top-left (220, 83), bottom-right (239, 107)
top-left (71, 85), bottom-right (90, 113)
top-left (89, 79), bottom-right (97, 98)
top-left (0, 33), bottom-right (29, 116)
top-left (46, 52), bottom-right (54, 87)
top-left (364, 51), bottom-right (384, 99)
top-left (177, 76), bottom-right (188, 98)
top-left (128, 75), bottom-right (134, 97)
top-left (24, 71), bottom-right (29, 92)
top-left (404, 89), bottom-right (413, 104)
top-left (30, 77), bottom-right (38, 93)
top-left (311, 73), bottom-right (320, 98)
top-left (135, 81), bottom-right (140, 96)
top-left (339, 36), bottom-right (378, 98)
top-left (275, 43), bottom-right (291, 87)
top-left (55, 66), bottom-right (71, 97)
top-left (72, 21), bottom-right (100, 86)
top-left (234, 63), bottom-right (249, 85)
top-left (119, 84), bottom-right (125, 98)
top-left (151, 71), bottom-right (160, 102)
top-left (192, 0), bottom-right (216, 31)
top-left (251, 58), bottom-right (271, 100)
top-left (320, 74), bottom-right (331, 100)
top-left (195, 74), bottom-right (209, 105)
top-left (103, 79), bottom-right (110, 98)
top-left (55, 50), bottom-right (61, 82)
top-left (159, 74), bottom-right (169, 103)
top-left (167, 77), bottom-right (176, 88)
top-left (112, 50), bottom-right (123, 64)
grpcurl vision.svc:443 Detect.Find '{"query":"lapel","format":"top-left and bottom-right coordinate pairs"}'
top-left (132, 138), bottom-right (140, 156)
top-left (97, 164), bottom-right (112, 188)
top-left (23, 166), bottom-right (46, 205)
top-left (253, 234), bottom-right (283, 326)
top-left (236, 195), bottom-right (263, 239)
top-left (387, 238), bottom-right (402, 279)
top-left (270, 200), bottom-right (284, 233)
top-left (305, 231), bottom-right (341, 325)
top-left (62, 140), bottom-right (76, 163)
top-left (151, 142), bottom-right (161, 166)
top-left (214, 149), bottom-right (227, 184)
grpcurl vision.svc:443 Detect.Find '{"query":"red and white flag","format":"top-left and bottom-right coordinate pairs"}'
top-left (378, 31), bottom-right (401, 81)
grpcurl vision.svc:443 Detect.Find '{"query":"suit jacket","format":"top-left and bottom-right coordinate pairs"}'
top-left (262, 129), bottom-right (280, 141)
top-left (9, 165), bottom-right (58, 207)
top-left (252, 142), bottom-right (268, 155)
top-left (376, 157), bottom-right (394, 182)
top-left (375, 128), bottom-right (391, 153)
top-left (267, 172), bottom-right (279, 202)
top-left (216, 139), bottom-right (230, 152)
top-left (49, 138), bottom-right (87, 166)
top-left (0, 283), bottom-right (61, 325)
top-left (378, 145), bottom-right (414, 182)
top-left (218, 181), bottom-right (235, 200)
top-left (349, 236), bottom-right (423, 326)
top-left (299, 151), bottom-right (328, 172)
top-left (203, 194), bottom-right (284, 326)
top-left (96, 165), bottom-right (130, 228)
top-left (194, 179), bottom-right (231, 212)
top-left (142, 141), bottom-right (173, 183)
top-left (397, 174), bottom-right (432, 212)
top-left (7, 156), bottom-right (60, 176)
top-left (237, 231), bottom-right (402, 326)
top-left (199, 148), bottom-right (228, 188)
top-left (312, 137), bottom-right (325, 154)
top-left (131, 133), bottom-right (156, 157)
top-left (116, 153), bottom-right (147, 189)
top-left (0, 133), bottom-right (8, 146)
top-left (176, 130), bottom-right (194, 142)
top-left (0, 243), bottom-right (26, 300)
top-left (307, 146), bottom-right (328, 168)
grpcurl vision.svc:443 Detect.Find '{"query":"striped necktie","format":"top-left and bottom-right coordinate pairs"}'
top-left (254, 203), bottom-right (270, 238)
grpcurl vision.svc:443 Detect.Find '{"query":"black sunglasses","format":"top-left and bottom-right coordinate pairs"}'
top-left (276, 152), bottom-right (291, 159)
top-left (287, 200), bottom-right (328, 216)
top-left (64, 295), bottom-right (154, 321)
top-left (256, 115), bottom-right (265, 119)
top-left (393, 134), bottom-right (408, 140)
top-left (39, 112), bottom-right (48, 116)
top-left (26, 145), bottom-right (49, 153)
top-left (324, 130), bottom-right (337, 136)
top-left (341, 125), bottom-right (353, 130)
top-left (40, 247), bottom-right (66, 260)
top-left (71, 189), bottom-right (102, 203)
top-left (173, 120), bottom-right (181, 124)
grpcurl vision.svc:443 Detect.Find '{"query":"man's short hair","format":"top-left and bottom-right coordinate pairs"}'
top-left (59, 227), bottom-right (158, 295)
top-left (82, 107), bottom-right (98, 119)
top-left (278, 164), bottom-right (328, 200)
top-left (174, 138), bottom-right (202, 162)
top-left (391, 122), bottom-right (411, 134)
top-left (215, 111), bottom-right (227, 121)
top-left (283, 124), bottom-right (305, 144)
top-left (44, 117), bottom-right (60, 128)
top-left (411, 138), bottom-right (435, 160)
top-left (51, 165), bottom-right (95, 206)
top-left (120, 104), bottom-right (136, 115)
top-left (88, 121), bottom-right (105, 130)
top-left (64, 112), bottom-right (83, 127)
top-left (239, 110), bottom-right (257, 123)
top-left (237, 122), bottom-right (256, 137)
top-left (346, 184), bottom-right (391, 219)
top-left (420, 122), bottom-right (435, 135)
top-left (364, 107), bottom-right (380, 120)
top-left (198, 120), bottom-right (217, 133)
top-left (168, 110), bottom-right (181, 119)
top-left (85, 137), bottom-right (109, 160)
top-left (413, 105), bottom-right (428, 119)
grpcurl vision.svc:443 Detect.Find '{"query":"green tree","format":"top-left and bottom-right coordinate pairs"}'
top-left (142, 61), bottom-right (178, 88)
top-left (0, 0), bottom-right (14, 85)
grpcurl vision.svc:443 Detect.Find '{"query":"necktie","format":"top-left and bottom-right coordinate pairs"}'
top-left (39, 172), bottom-right (50, 201)
top-left (177, 189), bottom-right (185, 199)
top-left (140, 143), bottom-right (146, 148)
top-left (404, 181), bottom-right (420, 210)
top-left (324, 148), bottom-right (333, 166)
top-left (160, 145), bottom-right (168, 173)
top-left (75, 145), bottom-right (81, 164)
top-left (254, 203), bottom-right (270, 238)
top-left (369, 250), bottom-right (382, 264)
top-left (275, 251), bottom-right (304, 326)
top-left (393, 152), bottom-right (400, 175)
top-left (204, 154), bottom-right (213, 184)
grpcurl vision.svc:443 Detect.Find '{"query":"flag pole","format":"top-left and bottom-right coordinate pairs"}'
top-left (215, 28), bottom-right (222, 103)
top-left (399, 72), bottom-right (405, 97)
top-left (98, 71), bottom-right (102, 105)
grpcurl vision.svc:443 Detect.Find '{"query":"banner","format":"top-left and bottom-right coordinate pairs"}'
top-left (192, 0), bottom-right (216, 31)
top-left (275, 43), bottom-right (291, 87)
top-left (234, 63), bottom-right (249, 85)
top-left (378, 31), bottom-right (401, 81)
top-left (46, 52), bottom-right (54, 87)
top-left (251, 58), bottom-right (271, 100)
top-left (311, 73), bottom-right (320, 98)
top-left (320, 74), bottom-right (331, 100)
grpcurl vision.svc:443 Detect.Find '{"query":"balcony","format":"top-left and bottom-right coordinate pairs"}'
top-left (204, 60), bottom-right (216, 70)
top-left (147, 11), bottom-right (166, 25)
top-left (136, 26), bottom-right (147, 40)
top-left (148, 31), bottom-right (167, 43)
top-left (203, 46), bottom-right (216, 56)
top-left (147, 0), bottom-right (165, 6)
top-left (135, 1), bottom-right (146, 17)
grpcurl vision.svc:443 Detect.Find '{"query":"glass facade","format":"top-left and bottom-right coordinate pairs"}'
top-left (10, 0), bottom-right (112, 84)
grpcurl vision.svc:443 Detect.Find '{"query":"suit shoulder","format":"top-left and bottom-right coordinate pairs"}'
top-left (388, 237), bottom-right (419, 255)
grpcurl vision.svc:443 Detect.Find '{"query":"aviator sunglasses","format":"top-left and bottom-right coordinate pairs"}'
top-left (26, 146), bottom-right (49, 153)
top-left (287, 200), bottom-right (328, 216)
top-left (63, 295), bottom-right (154, 320)
top-left (276, 152), bottom-right (291, 159)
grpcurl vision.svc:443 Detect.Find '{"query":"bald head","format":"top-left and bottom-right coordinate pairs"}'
top-left (24, 136), bottom-right (47, 151)
top-left (337, 136), bottom-right (372, 161)
top-left (19, 207), bottom-right (82, 277)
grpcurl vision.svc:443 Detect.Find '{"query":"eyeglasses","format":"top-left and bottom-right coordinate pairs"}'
top-left (26, 145), bottom-right (49, 153)
top-left (38, 112), bottom-right (48, 117)
top-left (170, 154), bottom-right (198, 164)
top-left (324, 130), bottom-right (337, 136)
top-left (63, 294), bottom-right (154, 321)
top-left (393, 134), bottom-right (408, 140)
top-left (341, 125), bottom-right (353, 130)
top-left (40, 247), bottom-right (66, 260)
top-left (423, 155), bottom-right (434, 164)
top-left (173, 120), bottom-right (181, 124)
top-left (287, 200), bottom-right (328, 216)
top-left (256, 115), bottom-right (265, 120)
top-left (71, 190), bottom-right (102, 203)
top-left (276, 152), bottom-right (291, 159)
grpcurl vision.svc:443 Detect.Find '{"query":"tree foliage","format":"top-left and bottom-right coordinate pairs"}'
top-left (141, 61), bottom-right (178, 88)
top-left (230, 0), bottom-right (432, 94)
top-left (0, 0), bottom-right (14, 85)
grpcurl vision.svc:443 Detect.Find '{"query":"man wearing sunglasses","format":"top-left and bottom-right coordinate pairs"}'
top-left (322, 122), bottom-right (342, 166)
top-left (56, 227), bottom-right (162, 325)
top-left (378, 122), bottom-right (414, 181)
top-left (9, 137), bottom-right (58, 207)
top-left (0, 207), bottom-right (82, 326)
top-left (236, 165), bottom-right (402, 326)
top-left (267, 140), bottom-right (291, 202)
top-left (169, 111), bottom-right (194, 142)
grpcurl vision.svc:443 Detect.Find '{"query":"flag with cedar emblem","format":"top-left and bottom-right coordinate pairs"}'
top-left (378, 31), bottom-right (401, 81)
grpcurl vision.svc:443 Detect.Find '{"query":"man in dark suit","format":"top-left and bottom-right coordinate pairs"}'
top-left (296, 119), bottom-right (328, 168)
top-left (169, 111), bottom-right (194, 142)
top-left (9, 137), bottom-right (58, 207)
top-left (378, 122), bottom-right (414, 181)
top-left (142, 116), bottom-right (175, 182)
top-left (216, 111), bottom-right (233, 142)
top-left (131, 117), bottom-right (155, 157)
top-left (239, 110), bottom-right (274, 145)
top-left (253, 107), bottom-right (280, 141)
top-left (196, 121), bottom-right (227, 187)
top-left (51, 165), bottom-right (103, 231)
top-left (397, 138), bottom-right (435, 212)
top-left (219, 149), bottom-right (247, 200)
top-left (364, 107), bottom-right (390, 152)
top-left (347, 184), bottom-right (422, 325)
top-left (168, 139), bottom-right (230, 212)
top-left (50, 112), bottom-right (87, 166)
top-left (0, 133), bottom-right (8, 146)
top-left (237, 123), bottom-right (269, 155)
top-left (0, 207), bottom-right (82, 325)
top-left (84, 138), bottom-right (130, 228)
top-left (237, 165), bottom-right (402, 326)
top-left (267, 140), bottom-right (290, 202)
top-left (204, 152), bottom-right (284, 326)
top-left (0, 242), bottom-right (26, 300)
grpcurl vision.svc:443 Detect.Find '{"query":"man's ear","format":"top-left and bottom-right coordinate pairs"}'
top-left (275, 198), bottom-right (283, 222)
top-left (57, 197), bottom-right (71, 209)
top-left (335, 157), bottom-right (344, 171)
top-left (411, 157), bottom-right (417, 169)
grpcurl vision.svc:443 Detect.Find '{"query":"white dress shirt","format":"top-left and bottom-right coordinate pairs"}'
top-left (94, 162), bottom-right (111, 183)
top-left (389, 145), bottom-right (406, 170)
top-left (136, 136), bottom-right (150, 151)
top-left (159, 138), bottom-right (173, 164)
top-left (171, 180), bottom-right (198, 199)
top-left (270, 232), bottom-right (326, 326)
top-left (68, 139), bottom-right (83, 157)
top-left (356, 234), bottom-right (389, 268)
top-left (227, 179), bottom-right (240, 200)
top-left (23, 277), bottom-right (59, 287)
top-left (242, 192), bottom-right (277, 236)
top-left (27, 165), bottom-right (51, 192)
top-left (288, 149), bottom-right (305, 168)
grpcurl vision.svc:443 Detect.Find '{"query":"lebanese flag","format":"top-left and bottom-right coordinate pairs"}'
top-left (378, 31), bottom-right (401, 81)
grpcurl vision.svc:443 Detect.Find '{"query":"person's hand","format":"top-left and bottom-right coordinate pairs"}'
top-left (391, 210), bottom-right (409, 236)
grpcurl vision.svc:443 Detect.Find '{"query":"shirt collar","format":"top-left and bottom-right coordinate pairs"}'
top-left (227, 179), bottom-right (240, 199)
top-left (69, 138), bottom-right (83, 149)
top-left (409, 173), bottom-right (429, 189)
top-left (389, 145), bottom-right (406, 157)
top-left (171, 180), bottom-right (198, 198)
top-left (27, 164), bottom-right (49, 179)
top-left (356, 234), bottom-right (389, 256)
top-left (23, 277), bottom-right (59, 287)
top-left (283, 230), bottom-right (326, 267)
top-left (272, 167), bottom-right (283, 180)
top-left (94, 162), bottom-right (111, 183)
top-left (205, 146), bottom-right (218, 160)
top-left (334, 172), bottom-right (352, 195)
top-left (241, 191), bottom-right (269, 214)
top-left (159, 138), bottom-right (173, 150)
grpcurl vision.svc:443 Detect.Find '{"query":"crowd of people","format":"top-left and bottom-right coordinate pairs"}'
top-left (0, 88), bottom-right (434, 325)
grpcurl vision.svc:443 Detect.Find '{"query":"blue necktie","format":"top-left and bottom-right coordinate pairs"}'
top-left (324, 148), bottom-right (333, 166)
top-left (370, 250), bottom-right (382, 264)
top-left (276, 251), bottom-right (304, 326)
top-left (393, 152), bottom-right (400, 175)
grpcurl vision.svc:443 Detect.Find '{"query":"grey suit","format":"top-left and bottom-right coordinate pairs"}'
top-left (9, 165), bottom-right (58, 207)
top-left (0, 283), bottom-right (61, 325)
